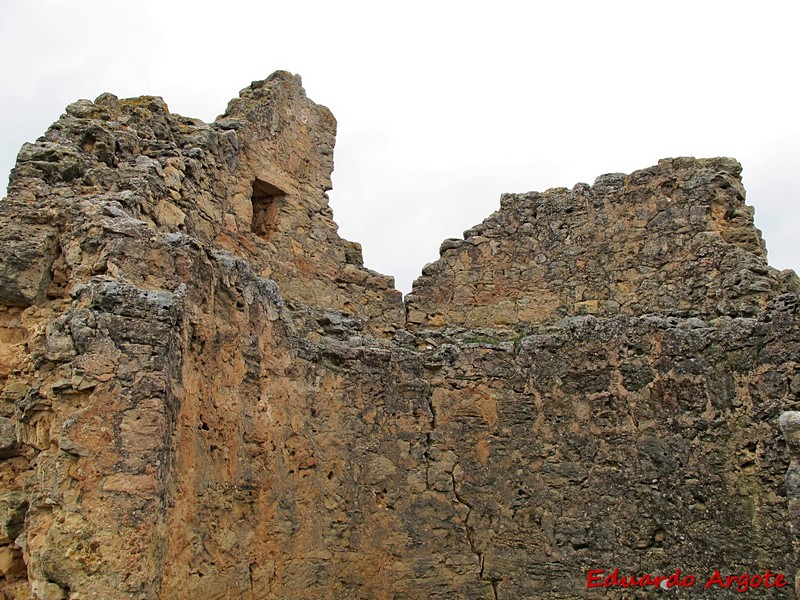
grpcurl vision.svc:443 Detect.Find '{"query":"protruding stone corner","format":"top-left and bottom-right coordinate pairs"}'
top-left (220, 70), bottom-right (336, 197)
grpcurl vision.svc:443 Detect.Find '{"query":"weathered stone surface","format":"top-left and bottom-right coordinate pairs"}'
top-left (407, 157), bottom-right (790, 329)
top-left (0, 72), bottom-right (797, 599)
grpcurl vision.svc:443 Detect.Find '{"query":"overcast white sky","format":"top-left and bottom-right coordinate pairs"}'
top-left (1, 1), bottom-right (797, 294)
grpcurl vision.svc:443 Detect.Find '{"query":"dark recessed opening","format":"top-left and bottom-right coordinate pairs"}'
top-left (251, 178), bottom-right (286, 237)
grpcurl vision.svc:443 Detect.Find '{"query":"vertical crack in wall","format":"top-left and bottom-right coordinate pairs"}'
top-left (423, 391), bottom-right (437, 491)
top-left (450, 470), bottom-right (501, 598)
top-left (450, 471), bottom-right (481, 573)
top-left (423, 433), bottom-right (432, 491)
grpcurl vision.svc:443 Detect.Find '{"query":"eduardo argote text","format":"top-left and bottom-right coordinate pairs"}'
top-left (587, 568), bottom-right (788, 593)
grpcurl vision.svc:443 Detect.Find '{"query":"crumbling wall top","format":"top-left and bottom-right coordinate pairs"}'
top-left (406, 156), bottom-right (798, 330)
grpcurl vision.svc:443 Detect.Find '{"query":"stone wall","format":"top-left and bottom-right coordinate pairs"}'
top-left (0, 72), bottom-right (798, 599)
top-left (406, 157), bottom-right (793, 330)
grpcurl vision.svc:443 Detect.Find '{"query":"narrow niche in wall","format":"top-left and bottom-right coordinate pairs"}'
top-left (251, 178), bottom-right (286, 238)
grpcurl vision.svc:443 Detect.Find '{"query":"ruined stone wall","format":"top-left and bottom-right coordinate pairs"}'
top-left (0, 73), bottom-right (798, 599)
top-left (406, 157), bottom-right (793, 330)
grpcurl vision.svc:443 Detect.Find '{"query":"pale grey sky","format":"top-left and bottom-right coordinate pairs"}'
top-left (2, 1), bottom-right (797, 293)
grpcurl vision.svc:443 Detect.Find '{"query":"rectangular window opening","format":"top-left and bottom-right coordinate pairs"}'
top-left (251, 178), bottom-right (286, 238)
